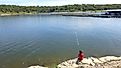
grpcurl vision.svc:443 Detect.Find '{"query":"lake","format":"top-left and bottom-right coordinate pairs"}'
top-left (0, 15), bottom-right (121, 68)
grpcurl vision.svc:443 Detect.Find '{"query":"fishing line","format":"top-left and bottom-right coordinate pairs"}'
top-left (74, 32), bottom-right (80, 48)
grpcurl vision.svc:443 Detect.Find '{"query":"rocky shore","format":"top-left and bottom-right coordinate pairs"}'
top-left (28, 56), bottom-right (121, 68)
top-left (57, 56), bottom-right (121, 68)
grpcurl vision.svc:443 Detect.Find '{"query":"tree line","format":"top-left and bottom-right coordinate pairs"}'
top-left (0, 4), bottom-right (121, 13)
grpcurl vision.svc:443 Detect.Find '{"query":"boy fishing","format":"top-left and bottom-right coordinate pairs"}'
top-left (76, 50), bottom-right (84, 64)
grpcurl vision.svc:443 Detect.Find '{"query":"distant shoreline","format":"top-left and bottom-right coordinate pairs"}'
top-left (0, 11), bottom-right (100, 17)
top-left (1, 11), bottom-right (121, 18)
top-left (0, 13), bottom-right (40, 16)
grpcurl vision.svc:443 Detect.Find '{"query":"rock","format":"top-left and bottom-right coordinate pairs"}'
top-left (28, 65), bottom-right (48, 68)
top-left (90, 57), bottom-right (103, 63)
top-left (81, 58), bottom-right (95, 66)
top-left (99, 56), bottom-right (121, 62)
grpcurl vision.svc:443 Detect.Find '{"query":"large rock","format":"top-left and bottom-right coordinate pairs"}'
top-left (28, 65), bottom-right (48, 68)
top-left (57, 56), bottom-right (121, 68)
top-left (99, 56), bottom-right (121, 62)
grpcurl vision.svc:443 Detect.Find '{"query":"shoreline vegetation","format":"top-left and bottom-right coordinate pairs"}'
top-left (0, 4), bottom-right (121, 16)
top-left (28, 56), bottom-right (121, 68)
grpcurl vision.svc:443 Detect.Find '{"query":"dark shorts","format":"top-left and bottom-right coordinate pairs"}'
top-left (76, 58), bottom-right (82, 64)
top-left (78, 58), bottom-right (83, 61)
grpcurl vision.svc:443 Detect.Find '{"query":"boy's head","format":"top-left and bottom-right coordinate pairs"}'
top-left (79, 50), bottom-right (83, 53)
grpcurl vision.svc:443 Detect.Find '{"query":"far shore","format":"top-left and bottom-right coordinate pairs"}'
top-left (0, 13), bottom-right (46, 16)
top-left (0, 11), bottom-right (102, 17)
top-left (0, 12), bottom-right (65, 16)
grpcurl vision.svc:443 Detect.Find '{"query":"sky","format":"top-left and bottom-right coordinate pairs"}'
top-left (0, 0), bottom-right (121, 6)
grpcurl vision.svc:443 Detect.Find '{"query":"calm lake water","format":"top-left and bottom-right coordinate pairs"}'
top-left (0, 15), bottom-right (121, 68)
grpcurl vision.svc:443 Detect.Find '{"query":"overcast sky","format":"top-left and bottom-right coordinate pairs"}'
top-left (0, 0), bottom-right (121, 6)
